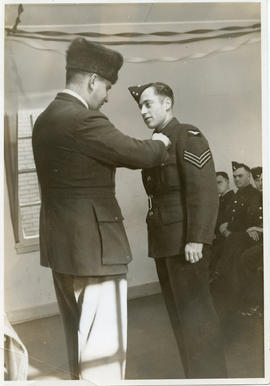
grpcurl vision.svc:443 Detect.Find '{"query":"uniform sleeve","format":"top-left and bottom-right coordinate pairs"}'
top-left (176, 129), bottom-right (219, 245)
top-left (247, 191), bottom-right (263, 228)
top-left (74, 111), bottom-right (169, 169)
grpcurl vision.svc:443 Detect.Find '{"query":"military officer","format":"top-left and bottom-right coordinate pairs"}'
top-left (251, 166), bottom-right (263, 192)
top-left (215, 171), bottom-right (235, 236)
top-left (128, 82), bottom-right (227, 378)
top-left (212, 163), bottom-right (262, 315)
top-left (32, 39), bottom-right (170, 382)
top-left (210, 172), bottom-right (235, 277)
top-left (237, 166), bottom-right (263, 316)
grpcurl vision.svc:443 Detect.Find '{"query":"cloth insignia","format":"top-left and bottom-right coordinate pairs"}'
top-left (188, 130), bottom-right (200, 136)
top-left (184, 148), bottom-right (212, 168)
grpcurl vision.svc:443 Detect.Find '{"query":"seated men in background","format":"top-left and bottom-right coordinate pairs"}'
top-left (219, 162), bottom-right (261, 237)
top-left (215, 172), bottom-right (235, 237)
top-left (211, 162), bottom-right (262, 315)
top-left (210, 172), bottom-right (234, 276)
top-left (237, 167), bottom-right (263, 317)
top-left (252, 166), bottom-right (263, 192)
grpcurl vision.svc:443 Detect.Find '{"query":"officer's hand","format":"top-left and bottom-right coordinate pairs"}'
top-left (223, 229), bottom-right (231, 238)
top-left (247, 226), bottom-right (263, 233)
top-left (246, 229), bottom-right (259, 241)
top-left (152, 133), bottom-right (171, 148)
top-left (219, 222), bottom-right (228, 234)
top-left (185, 242), bottom-right (203, 264)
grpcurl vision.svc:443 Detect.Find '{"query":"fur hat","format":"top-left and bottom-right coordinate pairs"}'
top-left (66, 38), bottom-right (123, 84)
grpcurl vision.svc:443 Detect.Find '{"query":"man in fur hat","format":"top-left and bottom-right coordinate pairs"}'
top-left (32, 38), bottom-right (170, 382)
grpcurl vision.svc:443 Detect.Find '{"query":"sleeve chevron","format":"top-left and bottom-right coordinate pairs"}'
top-left (184, 148), bottom-right (212, 168)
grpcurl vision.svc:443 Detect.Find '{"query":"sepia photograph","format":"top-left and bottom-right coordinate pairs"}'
top-left (2, 0), bottom-right (269, 385)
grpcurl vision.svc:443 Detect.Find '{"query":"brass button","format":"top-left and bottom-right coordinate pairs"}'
top-left (147, 176), bottom-right (151, 182)
top-left (234, 200), bottom-right (237, 203)
top-left (161, 163), bottom-right (165, 167)
top-left (232, 209), bottom-right (235, 212)
top-left (148, 211), bottom-right (154, 216)
top-left (115, 216), bottom-right (119, 221)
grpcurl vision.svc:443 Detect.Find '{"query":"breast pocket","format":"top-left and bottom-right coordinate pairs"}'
top-left (160, 154), bottom-right (180, 188)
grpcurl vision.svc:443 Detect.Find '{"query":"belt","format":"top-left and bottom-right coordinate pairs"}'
top-left (42, 186), bottom-right (116, 199)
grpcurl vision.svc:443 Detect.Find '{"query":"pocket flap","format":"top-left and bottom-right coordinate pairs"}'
top-left (93, 201), bottom-right (124, 223)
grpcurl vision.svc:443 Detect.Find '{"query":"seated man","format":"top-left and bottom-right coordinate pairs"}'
top-left (210, 172), bottom-right (234, 276)
top-left (211, 162), bottom-right (262, 314)
top-left (237, 166), bottom-right (263, 317)
top-left (215, 172), bottom-right (235, 236)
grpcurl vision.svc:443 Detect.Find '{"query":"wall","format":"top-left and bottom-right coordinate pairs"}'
top-left (4, 17), bottom-right (262, 322)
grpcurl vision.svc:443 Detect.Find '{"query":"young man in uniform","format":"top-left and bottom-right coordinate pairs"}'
top-left (128, 82), bottom-right (227, 378)
top-left (32, 39), bottom-right (170, 382)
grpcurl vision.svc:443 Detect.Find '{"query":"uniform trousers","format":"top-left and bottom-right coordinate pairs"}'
top-left (237, 242), bottom-right (264, 312)
top-left (52, 271), bottom-right (127, 383)
top-left (155, 250), bottom-right (227, 379)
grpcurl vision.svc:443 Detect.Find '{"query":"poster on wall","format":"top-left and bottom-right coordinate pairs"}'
top-left (2, 0), bottom-right (269, 385)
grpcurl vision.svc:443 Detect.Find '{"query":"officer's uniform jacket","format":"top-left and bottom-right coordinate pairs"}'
top-left (32, 92), bottom-right (168, 276)
top-left (227, 184), bottom-right (262, 233)
top-left (142, 117), bottom-right (219, 258)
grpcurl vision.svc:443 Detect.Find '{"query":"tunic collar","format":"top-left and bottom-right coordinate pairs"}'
top-left (62, 88), bottom-right (89, 109)
top-left (154, 117), bottom-right (178, 134)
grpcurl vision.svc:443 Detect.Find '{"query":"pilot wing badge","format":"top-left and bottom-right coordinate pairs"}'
top-left (188, 130), bottom-right (200, 136)
top-left (184, 148), bottom-right (212, 169)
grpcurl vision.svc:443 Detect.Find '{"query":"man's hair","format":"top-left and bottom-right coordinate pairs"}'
top-left (151, 82), bottom-right (174, 106)
top-left (234, 163), bottom-right (251, 173)
top-left (216, 171), bottom-right (229, 180)
top-left (66, 69), bottom-right (88, 85)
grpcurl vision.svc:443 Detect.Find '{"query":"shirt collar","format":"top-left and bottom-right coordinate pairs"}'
top-left (62, 88), bottom-right (88, 109)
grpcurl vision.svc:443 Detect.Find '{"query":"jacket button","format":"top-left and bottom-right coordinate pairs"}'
top-left (147, 176), bottom-right (151, 182)
top-left (232, 209), bottom-right (236, 212)
top-left (259, 207), bottom-right (262, 210)
top-left (148, 211), bottom-right (154, 216)
top-left (234, 200), bottom-right (238, 203)
top-left (161, 163), bottom-right (165, 167)
top-left (259, 216), bottom-right (262, 220)
top-left (115, 216), bottom-right (119, 220)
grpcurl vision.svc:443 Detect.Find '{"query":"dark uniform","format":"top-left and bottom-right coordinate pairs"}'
top-left (32, 40), bottom-right (169, 381)
top-left (216, 189), bottom-right (235, 235)
top-left (215, 184), bottom-right (262, 278)
top-left (237, 190), bottom-right (263, 314)
top-left (33, 92), bottom-right (168, 276)
top-left (212, 182), bottom-right (262, 316)
top-left (137, 114), bottom-right (227, 378)
top-left (227, 184), bottom-right (262, 232)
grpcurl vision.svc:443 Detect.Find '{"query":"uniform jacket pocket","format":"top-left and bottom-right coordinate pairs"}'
top-left (92, 199), bottom-right (132, 265)
top-left (159, 204), bottom-right (184, 225)
top-left (93, 200), bottom-right (124, 223)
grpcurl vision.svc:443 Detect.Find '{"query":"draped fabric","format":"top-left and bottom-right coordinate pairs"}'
top-left (5, 21), bottom-right (260, 63)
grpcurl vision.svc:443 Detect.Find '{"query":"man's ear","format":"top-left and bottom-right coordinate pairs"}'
top-left (165, 96), bottom-right (172, 111)
top-left (88, 73), bottom-right (98, 90)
